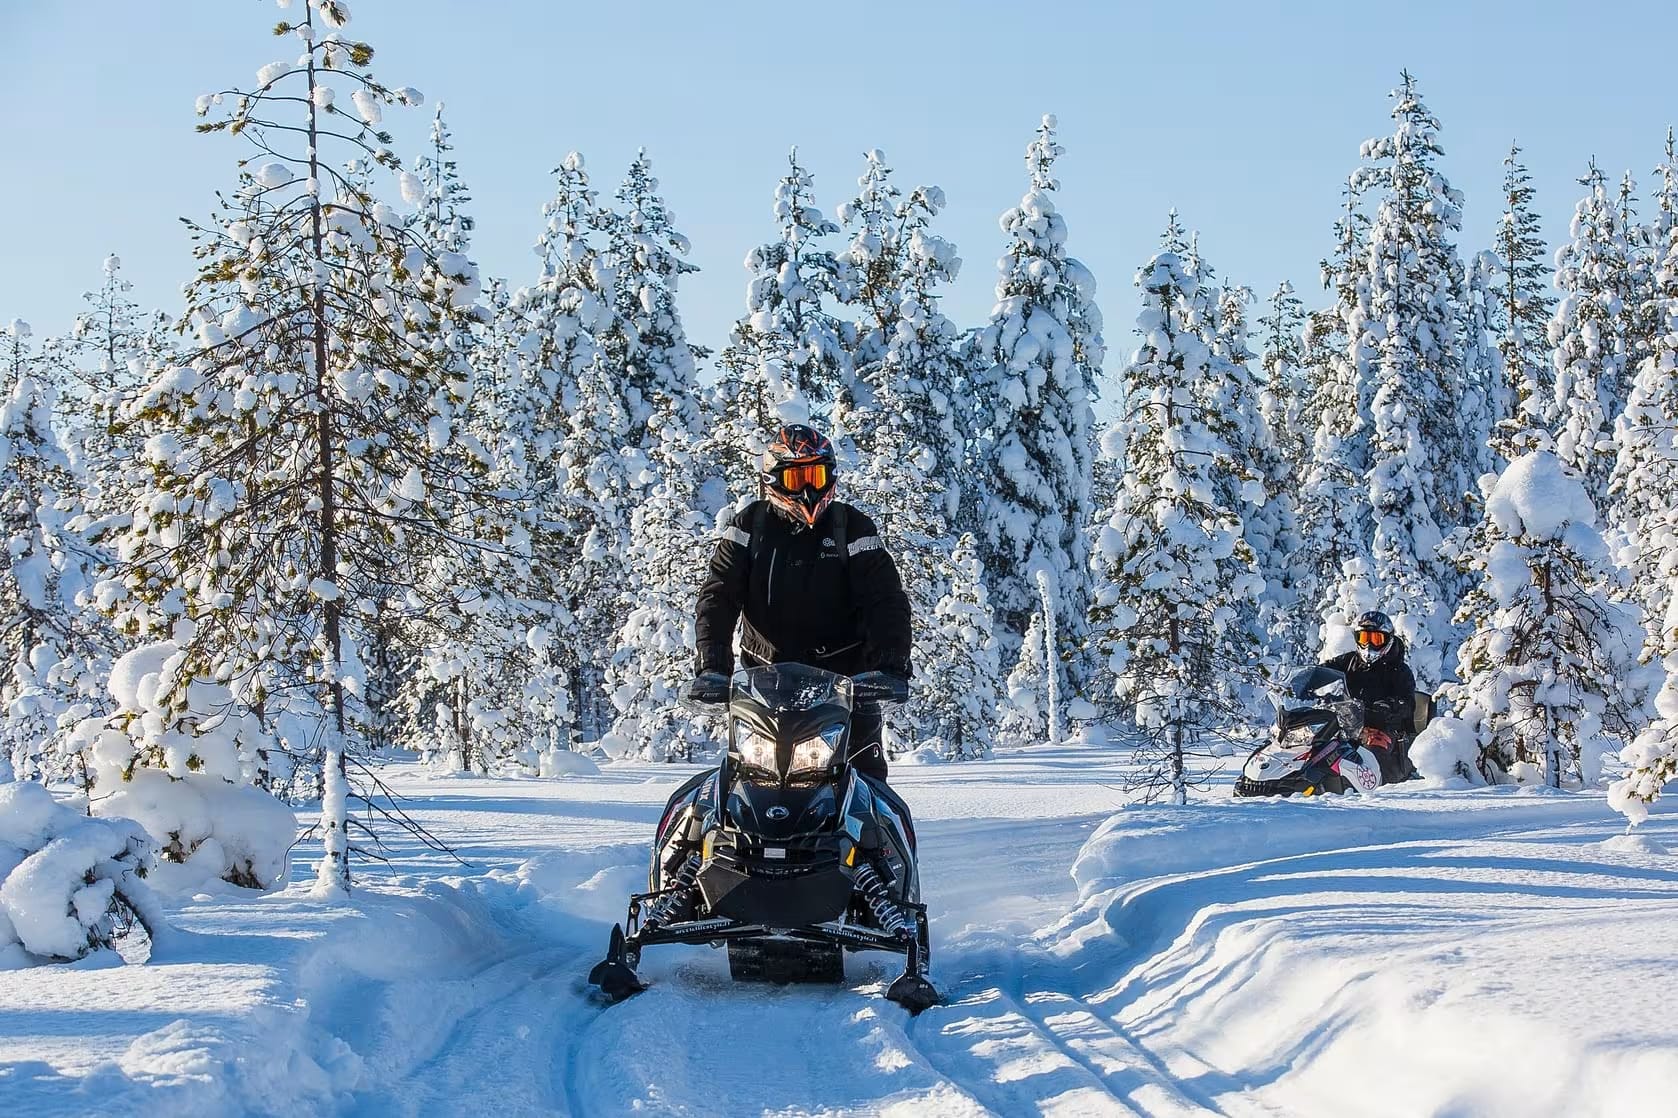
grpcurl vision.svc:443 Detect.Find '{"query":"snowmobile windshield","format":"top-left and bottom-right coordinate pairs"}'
top-left (731, 663), bottom-right (854, 715)
top-left (1287, 666), bottom-right (1349, 705)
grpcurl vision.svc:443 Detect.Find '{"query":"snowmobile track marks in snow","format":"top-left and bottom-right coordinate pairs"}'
top-left (907, 985), bottom-right (1212, 1116)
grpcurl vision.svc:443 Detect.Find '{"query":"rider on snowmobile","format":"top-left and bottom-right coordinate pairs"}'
top-left (1319, 610), bottom-right (1417, 783)
top-left (691, 424), bottom-right (912, 783)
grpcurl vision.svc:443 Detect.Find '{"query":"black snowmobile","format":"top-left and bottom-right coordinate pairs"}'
top-left (588, 663), bottom-right (940, 1014)
top-left (1234, 666), bottom-right (1389, 797)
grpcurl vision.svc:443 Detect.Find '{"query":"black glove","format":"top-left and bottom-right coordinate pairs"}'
top-left (685, 671), bottom-right (729, 705)
top-left (852, 671), bottom-right (910, 708)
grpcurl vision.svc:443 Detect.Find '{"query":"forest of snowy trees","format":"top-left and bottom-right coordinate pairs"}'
top-left (4, 3), bottom-right (1678, 931)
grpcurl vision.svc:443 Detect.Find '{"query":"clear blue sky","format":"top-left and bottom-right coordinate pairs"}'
top-left (3, 0), bottom-right (1673, 383)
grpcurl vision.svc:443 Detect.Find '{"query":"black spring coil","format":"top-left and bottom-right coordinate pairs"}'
top-left (853, 862), bottom-right (909, 937)
top-left (643, 852), bottom-right (702, 929)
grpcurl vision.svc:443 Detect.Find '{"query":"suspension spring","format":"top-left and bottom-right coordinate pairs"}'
top-left (853, 861), bottom-right (910, 937)
top-left (642, 853), bottom-right (702, 930)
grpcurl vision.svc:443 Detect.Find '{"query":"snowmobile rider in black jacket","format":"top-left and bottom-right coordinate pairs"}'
top-left (1320, 610), bottom-right (1417, 782)
top-left (689, 424), bottom-right (913, 783)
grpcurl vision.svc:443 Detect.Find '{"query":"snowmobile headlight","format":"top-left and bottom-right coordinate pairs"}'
top-left (789, 725), bottom-right (845, 775)
top-left (734, 724), bottom-right (778, 772)
top-left (1282, 725), bottom-right (1318, 755)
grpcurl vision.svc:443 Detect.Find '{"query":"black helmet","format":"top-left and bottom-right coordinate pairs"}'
top-left (760, 424), bottom-right (837, 529)
top-left (1353, 610), bottom-right (1396, 665)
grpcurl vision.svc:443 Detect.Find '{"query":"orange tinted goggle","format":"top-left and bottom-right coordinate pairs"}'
top-left (776, 463), bottom-right (828, 491)
top-left (1355, 630), bottom-right (1389, 649)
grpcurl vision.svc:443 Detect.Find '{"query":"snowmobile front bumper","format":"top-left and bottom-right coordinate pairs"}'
top-left (588, 895), bottom-right (939, 1013)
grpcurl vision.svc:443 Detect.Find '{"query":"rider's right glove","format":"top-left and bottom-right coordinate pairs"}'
top-left (686, 671), bottom-right (729, 705)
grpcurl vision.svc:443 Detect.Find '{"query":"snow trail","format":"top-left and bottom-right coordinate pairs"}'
top-left (3, 743), bottom-right (1676, 1116)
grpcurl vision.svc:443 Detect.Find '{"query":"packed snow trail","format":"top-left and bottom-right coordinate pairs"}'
top-left (2, 744), bottom-right (1676, 1116)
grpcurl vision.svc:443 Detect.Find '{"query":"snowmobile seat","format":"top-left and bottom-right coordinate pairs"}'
top-left (1413, 692), bottom-right (1435, 735)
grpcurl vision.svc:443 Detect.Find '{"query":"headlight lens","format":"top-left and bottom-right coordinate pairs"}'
top-left (789, 726), bottom-right (844, 774)
top-left (1282, 725), bottom-right (1319, 754)
top-left (734, 724), bottom-right (778, 771)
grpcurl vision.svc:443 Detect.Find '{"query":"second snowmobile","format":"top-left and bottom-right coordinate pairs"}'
top-left (589, 663), bottom-right (939, 1014)
top-left (1235, 665), bottom-right (1392, 797)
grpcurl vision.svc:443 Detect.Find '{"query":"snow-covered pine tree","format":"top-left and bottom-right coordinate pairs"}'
top-left (974, 116), bottom-right (1104, 671)
top-left (833, 149), bottom-right (977, 746)
top-left (1255, 281), bottom-right (1314, 660)
top-left (1550, 161), bottom-right (1640, 508)
top-left (1460, 251), bottom-right (1507, 482)
top-left (1088, 251), bottom-right (1262, 803)
top-left (1492, 144), bottom-right (1556, 457)
top-left (1449, 450), bottom-right (1651, 787)
top-left (922, 533), bottom-right (1002, 759)
top-left (602, 151), bottom-right (713, 762)
top-left (0, 322), bottom-right (105, 784)
top-left (108, 6), bottom-right (493, 894)
top-left (606, 150), bottom-right (702, 451)
top-left (1347, 72), bottom-right (1475, 687)
top-left (1609, 142), bottom-right (1678, 672)
top-left (1300, 178), bottom-right (1375, 653)
top-left (717, 149), bottom-right (853, 428)
top-left (1257, 280), bottom-right (1311, 475)
top-left (1208, 273), bottom-right (1293, 680)
top-left (53, 255), bottom-right (174, 523)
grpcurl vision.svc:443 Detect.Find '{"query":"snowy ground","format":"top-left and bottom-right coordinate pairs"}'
top-left (3, 743), bottom-right (1676, 1116)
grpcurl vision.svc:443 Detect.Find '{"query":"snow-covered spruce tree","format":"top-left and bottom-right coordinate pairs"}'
top-left (0, 322), bottom-right (107, 784)
top-left (717, 149), bottom-right (853, 429)
top-left (106, 7), bottom-right (492, 895)
top-left (53, 255), bottom-right (175, 524)
top-left (1347, 72), bottom-right (1476, 687)
top-left (1257, 280), bottom-right (1311, 476)
top-left (997, 601), bottom-right (1050, 749)
top-left (974, 115), bottom-right (1104, 670)
top-left (832, 149), bottom-right (979, 746)
top-left (490, 151), bottom-right (626, 746)
top-left (1300, 178), bottom-right (1375, 650)
top-left (1610, 147), bottom-right (1678, 670)
top-left (1550, 161), bottom-right (1641, 508)
top-left (920, 533), bottom-right (1002, 759)
top-left (1208, 272), bottom-right (1295, 680)
top-left (1492, 144), bottom-right (1556, 457)
top-left (1256, 281), bottom-right (1315, 660)
top-left (1460, 251), bottom-right (1507, 482)
top-left (602, 151), bottom-right (715, 762)
top-left (1448, 450), bottom-right (1651, 786)
top-left (1088, 252), bottom-right (1263, 803)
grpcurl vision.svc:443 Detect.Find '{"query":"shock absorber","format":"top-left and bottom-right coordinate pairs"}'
top-left (853, 861), bottom-right (910, 938)
top-left (641, 852), bottom-right (702, 931)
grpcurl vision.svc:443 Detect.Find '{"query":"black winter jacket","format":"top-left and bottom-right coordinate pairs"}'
top-left (694, 500), bottom-right (912, 679)
top-left (1322, 639), bottom-right (1417, 738)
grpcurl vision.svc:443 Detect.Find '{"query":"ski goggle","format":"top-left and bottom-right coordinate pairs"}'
top-left (774, 463), bottom-right (829, 492)
top-left (1355, 629), bottom-right (1389, 649)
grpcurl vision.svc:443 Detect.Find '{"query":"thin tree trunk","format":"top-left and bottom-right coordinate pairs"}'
top-left (304, 26), bottom-right (350, 897)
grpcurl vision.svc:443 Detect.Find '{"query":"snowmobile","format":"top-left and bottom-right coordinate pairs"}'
top-left (1234, 666), bottom-right (1391, 797)
top-left (588, 663), bottom-right (940, 1014)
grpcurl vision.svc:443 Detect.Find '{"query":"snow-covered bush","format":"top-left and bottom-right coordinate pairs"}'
top-left (0, 780), bottom-right (168, 966)
top-left (1610, 668), bottom-right (1678, 825)
top-left (67, 642), bottom-right (295, 891)
top-left (1410, 716), bottom-right (1487, 787)
top-left (1448, 451), bottom-right (1653, 786)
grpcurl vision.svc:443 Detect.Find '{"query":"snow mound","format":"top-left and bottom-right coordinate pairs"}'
top-left (539, 748), bottom-right (600, 778)
top-left (1600, 832), bottom-right (1671, 856)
